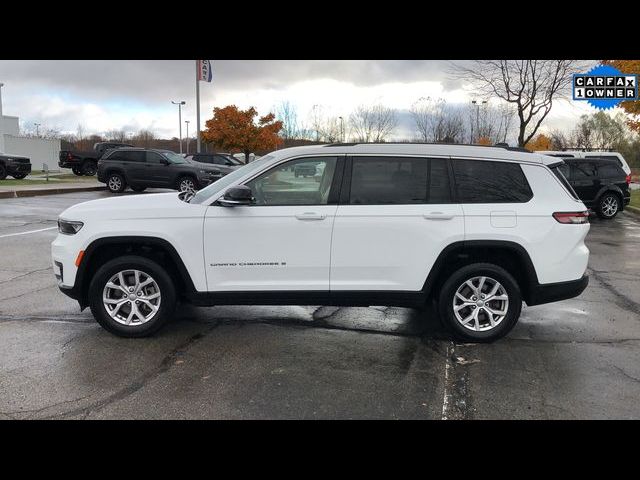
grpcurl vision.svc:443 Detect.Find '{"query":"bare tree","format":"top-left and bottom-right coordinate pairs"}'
top-left (276, 101), bottom-right (301, 140)
top-left (105, 129), bottom-right (129, 143)
top-left (349, 104), bottom-right (398, 143)
top-left (549, 129), bottom-right (570, 150)
top-left (131, 129), bottom-right (155, 148)
top-left (451, 60), bottom-right (581, 147)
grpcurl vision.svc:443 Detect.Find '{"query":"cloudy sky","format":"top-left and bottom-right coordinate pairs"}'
top-left (0, 60), bottom-right (603, 142)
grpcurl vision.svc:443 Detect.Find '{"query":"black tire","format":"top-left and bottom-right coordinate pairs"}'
top-left (72, 167), bottom-right (83, 176)
top-left (0, 164), bottom-right (7, 180)
top-left (131, 185), bottom-right (147, 192)
top-left (106, 172), bottom-right (126, 193)
top-left (82, 160), bottom-right (97, 176)
top-left (437, 263), bottom-right (522, 343)
top-left (88, 255), bottom-right (176, 338)
top-left (11, 173), bottom-right (27, 180)
top-left (176, 175), bottom-right (199, 192)
top-left (596, 192), bottom-right (620, 219)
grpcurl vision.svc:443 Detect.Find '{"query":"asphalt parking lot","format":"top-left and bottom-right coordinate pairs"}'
top-left (1, 190), bottom-right (639, 419)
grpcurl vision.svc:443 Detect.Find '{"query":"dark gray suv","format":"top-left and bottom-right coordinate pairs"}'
top-left (97, 148), bottom-right (224, 193)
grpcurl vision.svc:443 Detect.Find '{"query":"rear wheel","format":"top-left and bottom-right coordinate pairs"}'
top-left (72, 166), bottom-right (83, 176)
top-left (596, 193), bottom-right (619, 219)
top-left (106, 172), bottom-right (126, 193)
top-left (11, 173), bottom-right (27, 179)
top-left (88, 255), bottom-right (176, 337)
top-left (0, 164), bottom-right (7, 180)
top-left (437, 263), bottom-right (522, 342)
top-left (177, 175), bottom-right (198, 193)
top-left (82, 160), bottom-right (97, 176)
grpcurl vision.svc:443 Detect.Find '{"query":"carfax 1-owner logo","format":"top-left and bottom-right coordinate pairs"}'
top-left (573, 64), bottom-right (638, 110)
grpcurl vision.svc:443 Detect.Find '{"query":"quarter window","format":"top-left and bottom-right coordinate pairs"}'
top-left (452, 159), bottom-right (533, 203)
top-left (245, 157), bottom-right (338, 206)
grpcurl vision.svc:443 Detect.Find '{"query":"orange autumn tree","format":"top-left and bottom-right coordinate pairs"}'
top-left (476, 136), bottom-right (492, 146)
top-left (602, 60), bottom-right (640, 132)
top-left (525, 133), bottom-right (553, 151)
top-left (202, 105), bottom-right (283, 162)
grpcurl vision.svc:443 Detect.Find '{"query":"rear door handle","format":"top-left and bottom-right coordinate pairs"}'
top-left (295, 212), bottom-right (326, 221)
top-left (423, 212), bottom-right (454, 220)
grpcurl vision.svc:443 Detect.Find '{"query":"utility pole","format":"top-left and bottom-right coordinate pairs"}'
top-left (185, 120), bottom-right (190, 154)
top-left (0, 83), bottom-right (5, 153)
top-left (338, 116), bottom-right (344, 142)
top-left (171, 100), bottom-right (186, 153)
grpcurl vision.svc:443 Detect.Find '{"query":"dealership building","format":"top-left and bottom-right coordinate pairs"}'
top-left (1, 114), bottom-right (60, 173)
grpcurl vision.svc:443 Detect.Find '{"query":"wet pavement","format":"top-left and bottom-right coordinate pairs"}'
top-left (1, 190), bottom-right (639, 419)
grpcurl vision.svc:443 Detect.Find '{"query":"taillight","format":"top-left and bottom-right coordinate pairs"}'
top-left (67, 152), bottom-right (73, 160)
top-left (626, 174), bottom-right (631, 185)
top-left (553, 211), bottom-right (590, 224)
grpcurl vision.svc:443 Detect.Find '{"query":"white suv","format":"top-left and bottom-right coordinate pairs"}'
top-left (52, 144), bottom-right (590, 342)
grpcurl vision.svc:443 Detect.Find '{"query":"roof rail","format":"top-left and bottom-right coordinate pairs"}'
top-left (323, 141), bottom-right (532, 152)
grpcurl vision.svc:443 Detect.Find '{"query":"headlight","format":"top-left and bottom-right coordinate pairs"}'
top-left (58, 219), bottom-right (84, 235)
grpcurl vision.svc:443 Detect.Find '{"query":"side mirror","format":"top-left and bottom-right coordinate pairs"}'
top-left (218, 185), bottom-right (253, 206)
top-left (161, 158), bottom-right (170, 165)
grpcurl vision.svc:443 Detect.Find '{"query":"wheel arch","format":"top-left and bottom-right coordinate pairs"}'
top-left (74, 236), bottom-right (197, 310)
top-left (423, 240), bottom-right (540, 305)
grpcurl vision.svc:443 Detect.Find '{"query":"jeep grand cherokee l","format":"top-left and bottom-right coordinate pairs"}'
top-left (52, 143), bottom-right (590, 342)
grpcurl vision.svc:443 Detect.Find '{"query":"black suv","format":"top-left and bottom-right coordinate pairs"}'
top-left (556, 157), bottom-right (631, 219)
top-left (0, 153), bottom-right (32, 180)
top-left (97, 148), bottom-right (224, 193)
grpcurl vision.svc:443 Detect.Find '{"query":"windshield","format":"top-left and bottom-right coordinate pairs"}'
top-left (190, 155), bottom-right (275, 204)
top-left (225, 155), bottom-right (243, 165)
top-left (164, 152), bottom-right (187, 164)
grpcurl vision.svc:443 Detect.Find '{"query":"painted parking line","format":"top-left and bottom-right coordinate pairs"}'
top-left (0, 226), bottom-right (57, 239)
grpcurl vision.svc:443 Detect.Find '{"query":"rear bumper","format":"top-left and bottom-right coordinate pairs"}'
top-left (526, 275), bottom-right (589, 306)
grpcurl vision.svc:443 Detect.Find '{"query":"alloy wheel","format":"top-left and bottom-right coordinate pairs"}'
top-left (601, 196), bottom-right (618, 217)
top-left (102, 269), bottom-right (161, 326)
top-left (452, 276), bottom-right (509, 332)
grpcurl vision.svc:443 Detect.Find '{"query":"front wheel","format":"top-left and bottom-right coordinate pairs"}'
top-left (0, 165), bottom-right (7, 180)
top-left (72, 166), bottom-right (83, 176)
top-left (106, 172), bottom-right (126, 193)
top-left (11, 173), bottom-right (27, 179)
top-left (437, 263), bottom-right (522, 342)
top-left (88, 256), bottom-right (176, 337)
top-left (596, 193), bottom-right (619, 219)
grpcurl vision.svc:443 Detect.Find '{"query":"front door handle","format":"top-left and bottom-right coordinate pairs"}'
top-left (295, 212), bottom-right (326, 221)
top-left (423, 212), bottom-right (454, 220)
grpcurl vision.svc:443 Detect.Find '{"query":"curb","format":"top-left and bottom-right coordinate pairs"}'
top-left (0, 185), bottom-right (104, 199)
top-left (624, 205), bottom-right (640, 219)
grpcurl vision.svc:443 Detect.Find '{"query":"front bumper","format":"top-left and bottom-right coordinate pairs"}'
top-left (8, 163), bottom-right (32, 175)
top-left (526, 275), bottom-right (589, 306)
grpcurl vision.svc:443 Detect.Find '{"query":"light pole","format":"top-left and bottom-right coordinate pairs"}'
top-left (312, 104), bottom-right (319, 142)
top-left (34, 123), bottom-right (41, 137)
top-left (471, 100), bottom-right (488, 143)
top-left (338, 116), bottom-right (344, 142)
top-left (185, 120), bottom-right (190, 154)
top-left (0, 83), bottom-right (5, 153)
top-left (171, 100), bottom-right (186, 153)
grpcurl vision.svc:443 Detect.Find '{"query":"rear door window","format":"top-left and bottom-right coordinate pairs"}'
top-left (452, 159), bottom-right (533, 203)
top-left (597, 163), bottom-right (624, 179)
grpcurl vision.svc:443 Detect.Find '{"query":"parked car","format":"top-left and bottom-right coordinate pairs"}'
top-left (536, 150), bottom-right (632, 176)
top-left (552, 157), bottom-right (631, 219)
top-left (293, 163), bottom-right (317, 177)
top-left (59, 142), bottom-right (134, 176)
top-left (53, 143), bottom-right (590, 341)
top-left (97, 147), bottom-right (225, 193)
top-left (184, 153), bottom-right (241, 179)
top-left (0, 152), bottom-right (32, 180)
